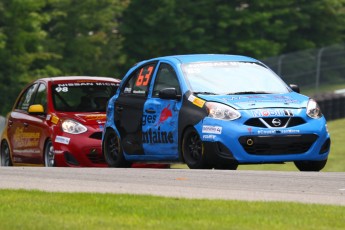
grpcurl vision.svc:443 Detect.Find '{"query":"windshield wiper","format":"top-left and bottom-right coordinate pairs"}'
top-left (228, 91), bottom-right (271, 95)
top-left (194, 91), bottom-right (218, 95)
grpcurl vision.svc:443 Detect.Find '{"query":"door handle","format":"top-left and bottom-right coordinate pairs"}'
top-left (8, 120), bottom-right (13, 126)
top-left (116, 106), bottom-right (123, 111)
top-left (23, 122), bottom-right (29, 127)
top-left (145, 109), bottom-right (156, 114)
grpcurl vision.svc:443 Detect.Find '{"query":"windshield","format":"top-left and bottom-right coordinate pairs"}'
top-left (52, 82), bottom-right (118, 112)
top-left (181, 62), bottom-right (290, 95)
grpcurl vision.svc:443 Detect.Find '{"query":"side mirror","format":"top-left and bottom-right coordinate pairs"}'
top-left (159, 88), bottom-right (181, 100)
top-left (28, 104), bottom-right (45, 115)
top-left (289, 84), bottom-right (300, 93)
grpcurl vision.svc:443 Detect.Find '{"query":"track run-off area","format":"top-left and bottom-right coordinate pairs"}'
top-left (0, 167), bottom-right (344, 206)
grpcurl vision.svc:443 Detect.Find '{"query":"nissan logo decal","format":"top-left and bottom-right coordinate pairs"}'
top-left (272, 118), bottom-right (282, 127)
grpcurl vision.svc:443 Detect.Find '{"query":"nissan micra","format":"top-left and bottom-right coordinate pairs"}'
top-left (102, 54), bottom-right (331, 171)
top-left (1, 76), bottom-right (120, 167)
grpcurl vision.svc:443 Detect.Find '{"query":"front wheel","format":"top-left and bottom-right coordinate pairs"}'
top-left (44, 140), bottom-right (55, 167)
top-left (103, 129), bottom-right (131, 168)
top-left (294, 159), bottom-right (327, 172)
top-left (182, 127), bottom-right (209, 169)
top-left (1, 141), bottom-right (12, 166)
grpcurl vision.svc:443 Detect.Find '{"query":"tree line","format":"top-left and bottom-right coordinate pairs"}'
top-left (0, 0), bottom-right (344, 115)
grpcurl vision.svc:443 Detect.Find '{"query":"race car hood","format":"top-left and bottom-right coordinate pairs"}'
top-left (55, 113), bottom-right (107, 125)
top-left (197, 92), bottom-right (309, 110)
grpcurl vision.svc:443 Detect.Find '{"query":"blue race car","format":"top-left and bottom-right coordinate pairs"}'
top-left (102, 54), bottom-right (331, 171)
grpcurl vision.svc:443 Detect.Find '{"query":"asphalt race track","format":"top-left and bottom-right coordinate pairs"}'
top-left (0, 167), bottom-right (344, 206)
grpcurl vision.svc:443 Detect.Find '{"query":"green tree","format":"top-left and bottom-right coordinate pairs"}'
top-left (0, 0), bottom-right (59, 115)
top-left (120, 0), bottom-right (345, 71)
top-left (44, 0), bottom-right (128, 78)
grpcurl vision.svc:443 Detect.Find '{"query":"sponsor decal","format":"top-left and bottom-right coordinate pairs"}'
top-left (13, 128), bottom-right (40, 148)
top-left (247, 127), bottom-right (254, 135)
top-left (142, 104), bottom-right (174, 126)
top-left (51, 115), bottom-right (59, 124)
top-left (55, 136), bottom-right (70, 145)
top-left (124, 87), bottom-right (131, 93)
top-left (188, 95), bottom-right (205, 108)
top-left (252, 109), bottom-right (293, 117)
top-left (203, 134), bottom-right (216, 140)
top-left (202, 125), bottom-right (222, 134)
top-left (142, 103), bottom-right (176, 144)
top-left (85, 114), bottom-right (106, 120)
top-left (222, 95), bottom-right (299, 103)
top-left (142, 127), bottom-right (174, 144)
top-left (13, 149), bottom-right (40, 154)
top-left (257, 129), bottom-right (300, 135)
top-left (57, 82), bottom-right (118, 87)
top-left (157, 104), bottom-right (172, 125)
top-left (142, 114), bottom-right (157, 126)
top-left (46, 114), bottom-right (51, 121)
top-left (55, 83), bottom-right (118, 93)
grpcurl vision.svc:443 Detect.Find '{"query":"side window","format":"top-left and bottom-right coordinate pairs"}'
top-left (153, 63), bottom-right (181, 97)
top-left (16, 84), bottom-right (38, 111)
top-left (33, 83), bottom-right (47, 112)
top-left (123, 63), bottom-right (156, 96)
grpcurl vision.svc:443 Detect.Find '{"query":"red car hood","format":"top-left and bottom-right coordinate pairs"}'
top-left (55, 112), bottom-right (107, 125)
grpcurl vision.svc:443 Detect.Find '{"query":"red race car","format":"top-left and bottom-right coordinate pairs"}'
top-left (0, 76), bottom-right (120, 167)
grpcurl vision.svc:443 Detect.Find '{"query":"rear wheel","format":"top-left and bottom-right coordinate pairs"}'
top-left (1, 141), bottom-right (12, 166)
top-left (182, 127), bottom-right (209, 169)
top-left (103, 129), bottom-right (131, 168)
top-left (44, 140), bottom-right (55, 167)
top-left (294, 159), bottom-right (327, 172)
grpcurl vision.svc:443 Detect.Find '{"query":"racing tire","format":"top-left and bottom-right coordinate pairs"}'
top-left (182, 127), bottom-right (209, 169)
top-left (1, 141), bottom-right (12, 166)
top-left (103, 129), bottom-right (131, 168)
top-left (44, 140), bottom-right (55, 167)
top-left (294, 159), bottom-right (327, 172)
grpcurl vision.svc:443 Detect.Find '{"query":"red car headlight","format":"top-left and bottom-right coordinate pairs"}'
top-left (61, 119), bottom-right (87, 134)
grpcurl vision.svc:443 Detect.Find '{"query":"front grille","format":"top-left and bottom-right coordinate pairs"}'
top-left (64, 152), bottom-right (79, 165)
top-left (89, 132), bottom-right (102, 140)
top-left (239, 134), bottom-right (318, 155)
top-left (86, 148), bottom-right (105, 164)
top-left (244, 117), bottom-right (305, 128)
top-left (87, 153), bottom-right (106, 164)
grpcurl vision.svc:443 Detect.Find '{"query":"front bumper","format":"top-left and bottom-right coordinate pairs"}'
top-left (198, 115), bottom-right (331, 164)
top-left (53, 131), bottom-right (106, 167)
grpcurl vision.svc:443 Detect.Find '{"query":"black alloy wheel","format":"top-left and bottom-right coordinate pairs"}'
top-left (1, 141), bottom-right (12, 166)
top-left (44, 140), bottom-right (55, 167)
top-left (182, 127), bottom-right (209, 169)
top-left (103, 129), bottom-right (131, 168)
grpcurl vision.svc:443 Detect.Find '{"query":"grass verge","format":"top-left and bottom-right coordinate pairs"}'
top-left (0, 189), bottom-right (344, 230)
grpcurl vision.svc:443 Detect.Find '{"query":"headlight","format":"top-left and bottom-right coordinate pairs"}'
top-left (306, 99), bottom-right (322, 119)
top-left (61, 119), bottom-right (87, 134)
top-left (205, 102), bottom-right (241, 120)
